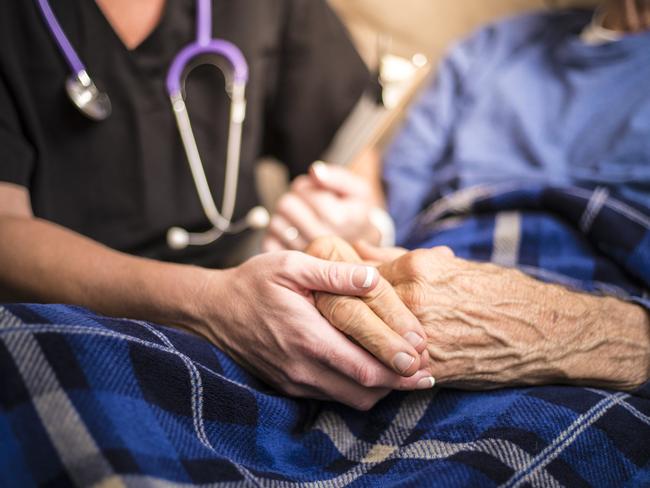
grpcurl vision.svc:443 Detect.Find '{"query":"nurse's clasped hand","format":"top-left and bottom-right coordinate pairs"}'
top-left (262, 162), bottom-right (382, 252)
top-left (190, 250), bottom-right (434, 410)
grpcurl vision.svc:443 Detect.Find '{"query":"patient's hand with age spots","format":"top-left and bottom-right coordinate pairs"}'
top-left (305, 237), bottom-right (435, 389)
top-left (308, 237), bottom-right (650, 391)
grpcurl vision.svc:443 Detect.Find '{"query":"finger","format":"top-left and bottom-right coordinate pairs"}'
top-left (315, 292), bottom-right (422, 377)
top-left (431, 245), bottom-right (455, 258)
top-left (268, 214), bottom-right (309, 250)
top-left (292, 183), bottom-right (345, 227)
top-left (353, 240), bottom-right (408, 263)
top-left (362, 278), bottom-right (428, 355)
top-left (309, 239), bottom-right (428, 370)
top-left (281, 252), bottom-right (380, 296)
top-left (289, 363), bottom-right (391, 411)
top-left (378, 247), bottom-right (455, 284)
top-left (261, 235), bottom-right (286, 253)
top-left (420, 347), bottom-right (431, 372)
top-left (313, 321), bottom-right (436, 391)
top-left (304, 365), bottom-right (434, 408)
top-left (310, 161), bottom-right (371, 198)
top-left (290, 174), bottom-right (319, 194)
top-left (233, 326), bottom-right (390, 410)
top-left (306, 236), bottom-right (363, 263)
top-left (275, 193), bottom-right (335, 243)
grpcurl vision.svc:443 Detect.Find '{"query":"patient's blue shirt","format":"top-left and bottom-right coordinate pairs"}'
top-left (384, 10), bottom-right (650, 243)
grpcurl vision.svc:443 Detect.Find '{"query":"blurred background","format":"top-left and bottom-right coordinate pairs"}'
top-left (330, 0), bottom-right (599, 67)
top-left (258, 0), bottom-right (600, 209)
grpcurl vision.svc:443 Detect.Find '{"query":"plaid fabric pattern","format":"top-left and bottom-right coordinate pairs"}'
top-left (407, 183), bottom-right (650, 309)
top-left (1, 183), bottom-right (649, 487)
top-left (1, 305), bottom-right (649, 487)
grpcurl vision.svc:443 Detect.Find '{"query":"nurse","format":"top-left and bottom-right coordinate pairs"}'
top-left (0, 0), bottom-right (433, 411)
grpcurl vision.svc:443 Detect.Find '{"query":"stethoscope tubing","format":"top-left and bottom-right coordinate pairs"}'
top-left (35, 0), bottom-right (86, 76)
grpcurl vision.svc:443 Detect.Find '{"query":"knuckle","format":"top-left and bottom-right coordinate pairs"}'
top-left (306, 236), bottom-right (337, 259)
top-left (402, 250), bottom-right (430, 277)
top-left (276, 194), bottom-right (297, 216)
top-left (365, 277), bottom-right (392, 301)
top-left (325, 263), bottom-right (346, 290)
top-left (324, 297), bottom-right (358, 324)
top-left (353, 363), bottom-right (380, 388)
top-left (433, 245), bottom-right (455, 258)
top-left (286, 367), bottom-right (310, 387)
top-left (292, 175), bottom-right (310, 189)
top-left (275, 250), bottom-right (302, 274)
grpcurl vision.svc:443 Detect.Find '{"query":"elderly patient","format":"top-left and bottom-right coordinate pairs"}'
top-left (264, 0), bottom-right (650, 394)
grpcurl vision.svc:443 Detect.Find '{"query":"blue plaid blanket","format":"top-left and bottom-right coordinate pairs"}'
top-left (1, 184), bottom-right (649, 487)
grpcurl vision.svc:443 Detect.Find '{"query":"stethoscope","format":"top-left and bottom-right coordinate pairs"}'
top-left (35, 0), bottom-right (270, 250)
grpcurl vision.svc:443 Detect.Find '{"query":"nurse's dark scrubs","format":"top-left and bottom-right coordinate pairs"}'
top-left (0, 0), bottom-right (368, 268)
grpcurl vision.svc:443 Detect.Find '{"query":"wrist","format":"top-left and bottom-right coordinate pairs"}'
top-left (556, 294), bottom-right (650, 389)
top-left (598, 298), bottom-right (650, 389)
top-left (177, 266), bottom-right (236, 347)
top-left (126, 258), bottom-right (222, 338)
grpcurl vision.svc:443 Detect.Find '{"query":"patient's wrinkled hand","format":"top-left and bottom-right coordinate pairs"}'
top-left (359, 245), bottom-right (650, 390)
top-left (306, 237), bottom-right (433, 386)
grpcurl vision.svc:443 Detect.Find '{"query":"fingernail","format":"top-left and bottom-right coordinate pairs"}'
top-left (393, 352), bottom-right (416, 373)
top-left (312, 161), bottom-right (328, 180)
top-left (403, 331), bottom-right (423, 348)
top-left (416, 377), bottom-right (436, 389)
top-left (352, 266), bottom-right (376, 289)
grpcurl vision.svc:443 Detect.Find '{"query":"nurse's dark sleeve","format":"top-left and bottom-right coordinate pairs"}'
top-left (263, 0), bottom-right (369, 179)
top-left (0, 74), bottom-right (35, 188)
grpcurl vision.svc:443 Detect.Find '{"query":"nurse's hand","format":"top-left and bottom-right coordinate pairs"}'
top-left (305, 236), bottom-right (432, 387)
top-left (262, 163), bottom-right (382, 252)
top-left (191, 251), bottom-right (434, 410)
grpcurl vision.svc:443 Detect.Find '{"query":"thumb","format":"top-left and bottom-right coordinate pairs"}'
top-left (309, 161), bottom-right (370, 198)
top-left (289, 254), bottom-right (379, 296)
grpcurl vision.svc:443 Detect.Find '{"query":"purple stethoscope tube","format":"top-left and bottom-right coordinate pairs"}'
top-left (35, 0), bottom-right (269, 248)
top-left (35, 0), bottom-right (249, 109)
top-left (166, 0), bottom-right (248, 95)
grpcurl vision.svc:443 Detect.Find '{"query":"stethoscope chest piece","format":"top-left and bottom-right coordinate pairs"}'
top-left (66, 71), bottom-right (112, 121)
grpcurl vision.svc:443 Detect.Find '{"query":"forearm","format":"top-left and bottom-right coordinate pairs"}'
top-left (539, 287), bottom-right (650, 390)
top-left (373, 249), bottom-right (650, 390)
top-left (419, 262), bottom-right (650, 390)
top-left (0, 216), bottom-right (210, 328)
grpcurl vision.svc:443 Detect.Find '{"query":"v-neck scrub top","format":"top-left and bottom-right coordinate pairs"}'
top-left (0, 0), bottom-right (368, 268)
